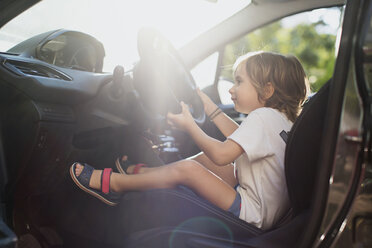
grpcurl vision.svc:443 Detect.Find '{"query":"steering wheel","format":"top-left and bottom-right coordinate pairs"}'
top-left (133, 27), bottom-right (206, 126)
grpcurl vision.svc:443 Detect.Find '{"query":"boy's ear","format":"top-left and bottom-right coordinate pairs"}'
top-left (263, 82), bottom-right (275, 100)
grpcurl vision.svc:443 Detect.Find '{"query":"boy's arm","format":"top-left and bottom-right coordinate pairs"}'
top-left (167, 102), bottom-right (244, 166)
top-left (197, 89), bottom-right (238, 137)
top-left (186, 120), bottom-right (244, 166)
top-left (206, 103), bottom-right (239, 137)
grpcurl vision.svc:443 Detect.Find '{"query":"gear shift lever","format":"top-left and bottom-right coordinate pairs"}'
top-left (111, 65), bottom-right (125, 99)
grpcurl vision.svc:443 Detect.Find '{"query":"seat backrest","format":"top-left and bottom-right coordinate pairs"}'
top-left (285, 80), bottom-right (331, 216)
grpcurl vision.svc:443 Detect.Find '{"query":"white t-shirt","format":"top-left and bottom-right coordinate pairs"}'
top-left (228, 107), bottom-right (292, 230)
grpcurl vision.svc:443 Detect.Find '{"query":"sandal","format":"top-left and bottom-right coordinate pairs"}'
top-left (115, 157), bottom-right (147, 174)
top-left (70, 162), bottom-right (120, 206)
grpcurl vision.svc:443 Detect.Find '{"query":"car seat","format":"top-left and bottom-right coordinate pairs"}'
top-left (112, 80), bottom-right (331, 248)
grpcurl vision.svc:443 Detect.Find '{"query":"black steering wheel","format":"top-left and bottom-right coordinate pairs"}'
top-left (133, 27), bottom-right (206, 126)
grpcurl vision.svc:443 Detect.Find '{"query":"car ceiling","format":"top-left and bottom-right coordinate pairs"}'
top-left (0, 0), bottom-right (345, 30)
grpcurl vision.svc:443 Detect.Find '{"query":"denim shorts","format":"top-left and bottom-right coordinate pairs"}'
top-left (227, 192), bottom-right (241, 217)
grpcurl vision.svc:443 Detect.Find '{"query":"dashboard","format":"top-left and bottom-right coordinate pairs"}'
top-left (0, 53), bottom-right (111, 105)
top-left (0, 28), bottom-right (199, 158)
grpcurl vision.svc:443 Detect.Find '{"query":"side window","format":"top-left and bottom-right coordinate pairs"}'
top-left (190, 52), bottom-right (219, 89)
top-left (219, 7), bottom-right (343, 105)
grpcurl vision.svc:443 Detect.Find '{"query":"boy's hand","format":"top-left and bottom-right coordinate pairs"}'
top-left (196, 88), bottom-right (218, 116)
top-left (167, 102), bottom-right (195, 131)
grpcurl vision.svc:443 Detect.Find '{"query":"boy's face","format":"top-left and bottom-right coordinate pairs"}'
top-left (229, 63), bottom-right (265, 114)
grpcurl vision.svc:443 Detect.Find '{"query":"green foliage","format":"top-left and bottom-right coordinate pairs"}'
top-left (221, 17), bottom-right (338, 92)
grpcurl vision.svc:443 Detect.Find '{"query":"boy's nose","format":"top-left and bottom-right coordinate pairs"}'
top-left (229, 86), bottom-right (234, 95)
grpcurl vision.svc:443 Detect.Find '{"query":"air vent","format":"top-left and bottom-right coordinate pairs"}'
top-left (3, 59), bottom-right (72, 81)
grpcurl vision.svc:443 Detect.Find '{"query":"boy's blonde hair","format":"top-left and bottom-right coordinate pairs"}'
top-left (233, 51), bottom-right (308, 122)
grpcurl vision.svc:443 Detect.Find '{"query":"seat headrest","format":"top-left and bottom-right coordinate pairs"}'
top-left (285, 80), bottom-right (330, 215)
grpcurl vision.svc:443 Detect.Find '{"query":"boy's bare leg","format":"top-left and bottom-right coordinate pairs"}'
top-left (75, 160), bottom-right (237, 211)
top-left (121, 153), bottom-right (237, 188)
top-left (188, 152), bottom-right (237, 188)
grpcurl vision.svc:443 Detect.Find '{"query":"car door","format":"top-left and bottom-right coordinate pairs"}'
top-left (299, 0), bottom-right (372, 246)
top-left (191, 6), bottom-right (343, 125)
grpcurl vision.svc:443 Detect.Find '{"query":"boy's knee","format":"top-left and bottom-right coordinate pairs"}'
top-left (188, 152), bottom-right (205, 164)
top-left (176, 160), bottom-right (204, 182)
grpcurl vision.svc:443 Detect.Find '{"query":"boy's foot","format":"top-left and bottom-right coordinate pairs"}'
top-left (116, 155), bottom-right (135, 174)
top-left (75, 163), bottom-right (102, 190)
top-left (116, 155), bottom-right (147, 174)
top-left (70, 162), bottom-right (120, 206)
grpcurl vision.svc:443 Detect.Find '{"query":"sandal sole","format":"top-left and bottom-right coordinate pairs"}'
top-left (115, 158), bottom-right (126, 174)
top-left (70, 163), bottom-right (117, 206)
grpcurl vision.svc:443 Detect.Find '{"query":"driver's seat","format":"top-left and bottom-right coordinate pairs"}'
top-left (114, 80), bottom-right (331, 248)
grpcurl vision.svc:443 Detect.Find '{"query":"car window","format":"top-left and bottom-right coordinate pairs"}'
top-left (191, 52), bottom-right (219, 89)
top-left (214, 7), bottom-right (343, 105)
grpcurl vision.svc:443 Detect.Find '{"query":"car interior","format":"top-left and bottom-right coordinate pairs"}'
top-left (1, 0), bottom-right (367, 247)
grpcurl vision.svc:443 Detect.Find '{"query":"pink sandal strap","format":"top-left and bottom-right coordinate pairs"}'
top-left (133, 164), bottom-right (146, 174)
top-left (102, 168), bottom-right (112, 194)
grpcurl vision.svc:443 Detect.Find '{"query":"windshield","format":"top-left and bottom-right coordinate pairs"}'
top-left (0, 0), bottom-right (250, 72)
